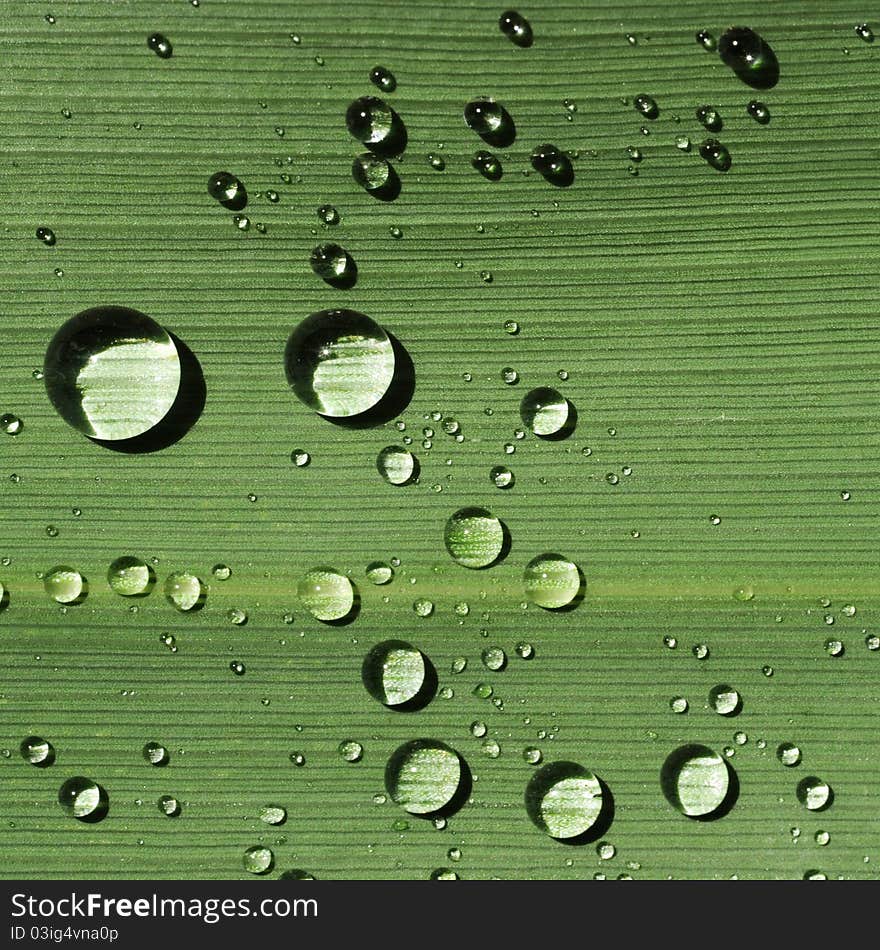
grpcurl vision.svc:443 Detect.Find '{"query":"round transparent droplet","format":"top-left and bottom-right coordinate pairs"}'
top-left (777, 742), bottom-right (802, 767)
top-left (243, 846), bottom-right (274, 875)
top-left (499, 10), bottom-right (533, 47)
top-left (369, 65), bottom-right (397, 93)
top-left (285, 309), bottom-right (395, 418)
top-left (298, 567), bottom-right (355, 622)
top-left (481, 647), bottom-right (507, 671)
top-left (58, 776), bottom-right (107, 821)
top-left (260, 805), bottom-right (287, 825)
top-left (699, 138), bottom-right (731, 172)
top-left (20, 736), bottom-right (54, 767)
top-left (207, 171), bottom-right (247, 210)
top-left (670, 696), bottom-right (688, 714)
top-left (366, 560), bottom-right (393, 585)
top-left (385, 740), bottom-right (464, 816)
top-left (44, 307), bottom-right (182, 441)
top-left (444, 507), bottom-right (505, 569)
top-left (338, 740), bottom-right (364, 762)
top-left (309, 243), bottom-right (352, 283)
top-left (158, 795), bottom-right (181, 817)
top-left (797, 776), bottom-right (832, 811)
top-left (634, 94), bottom-right (658, 119)
top-left (362, 639), bottom-right (428, 707)
top-left (352, 152), bottom-right (392, 193)
top-left (708, 684), bottom-right (742, 716)
top-left (524, 553), bottom-right (582, 609)
top-left (143, 741), bottom-right (169, 766)
top-left (490, 465), bottom-right (514, 489)
top-left (163, 572), bottom-right (205, 612)
top-left (107, 556), bottom-right (153, 597)
top-left (525, 761), bottom-right (605, 840)
top-left (377, 445), bottom-right (416, 485)
top-left (520, 387), bottom-right (569, 436)
top-left (346, 96), bottom-right (394, 147)
top-left (660, 744), bottom-right (731, 818)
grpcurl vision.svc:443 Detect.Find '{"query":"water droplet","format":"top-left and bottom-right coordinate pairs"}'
top-left (362, 639), bottom-right (432, 708)
top-left (696, 29), bottom-right (717, 51)
top-left (229, 660), bottom-right (245, 676)
top-left (243, 846), bottom-right (274, 875)
top-left (634, 94), bottom-right (658, 119)
top-left (377, 445), bottom-right (417, 485)
top-left (530, 143), bottom-right (574, 186)
top-left (520, 386), bottom-right (570, 437)
top-left (718, 27), bottom-right (779, 89)
top-left (490, 465), bottom-right (514, 489)
top-left (692, 643), bottom-right (709, 660)
top-left (523, 553), bottom-right (583, 609)
top-left (233, 214), bottom-right (250, 231)
top-left (696, 105), bottom-right (722, 132)
top-left (163, 572), bottom-right (205, 612)
top-left (317, 204), bottom-right (340, 226)
top-left (855, 23), bottom-right (874, 43)
top-left (212, 563), bottom-right (231, 580)
top-left (626, 145), bottom-right (643, 162)
top-left (504, 319), bottom-right (520, 335)
top-left (413, 598), bottom-right (434, 617)
top-left (260, 805), bottom-right (287, 825)
top-left (1, 413), bottom-right (23, 435)
top-left (207, 171), bottom-right (247, 211)
top-left (840, 490), bottom-right (851, 501)
top-left (338, 740), bottom-right (364, 763)
top-left (289, 751), bottom-right (306, 767)
top-left (660, 744), bottom-right (733, 818)
top-left (369, 65), bottom-right (397, 93)
top-left (385, 740), bottom-right (466, 816)
top-left (525, 761), bottom-right (607, 840)
top-left (814, 830), bottom-right (830, 846)
top-left (427, 153), bottom-right (445, 171)
top-left (36, 226), bottom-right (56, 246)
top-left (675, 135), bottom-right (691, 151)
top-left (499, 10), bottom-right (533, 48)
top-left (298, 567), bottom-right (355, 622)
top-left (20, 736), bottom-right (54, 767)
top-left (463, 98), bottom-right (516, 148)
top-left (865, 634), bottom-right (879, 651)
top-left (227, 607), bottom-right (248, 626)
top-left (747, 99), bottom-right (770, 124)
top-left (777, 742), bottom-right (802, 767)
top-left (44, 307), bottom-right (182, 442)
top-left (597, 841), bottom-right (616, 860)
top-left (352, 152), bottom-right (397, 197)
top-left (389, 225), bottom-right (403, 240)
top-left (501, 367), bottom-right (518, 385)
top-left (625, 33), bottom-right (637, 46)
top-left (481, 647), bottom-right (507, 672)
top-left (797, 776), bottom-right (832, 811)
top-left (158, 794), bottom-right (181, 817)
top-left (345, 96), bottom-right (404, 156)
top-left (470, 149), bottom-right (503, 182)
top-left (44, 566), bottom-right (87, 605)
top-left (366, 561), bottom-right (393, 585)
top-left (147, 33), bottom-right (172, 58)
top-left (515, 641), bottom-right (534, 660)
top-left (670, 696), bottom-right (689, 714)
top-left (708, 684), bottom-right (742, 717)
top-left (444, 507), bottom-right (506, 569)
top-left (284, 309), bottom-right (395, 419)
top-left (430, 868), bottom-right (459, 880)
top-left (107, 556), bottom-right (154, 597)
top-left (143, 741), bottom-right (169, 766)
top-left (824, 638), bottom-right (844, 657)
top-left (699, 138), bottom-right (731, 172)
top-left (58, 776), bottom-right (108, 821)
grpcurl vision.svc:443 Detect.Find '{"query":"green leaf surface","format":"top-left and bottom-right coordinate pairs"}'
top-left (1, 1), bottom-right (877, 879)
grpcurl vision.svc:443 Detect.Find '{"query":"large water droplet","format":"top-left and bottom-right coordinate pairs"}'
top-left (284, 309), bottom-right (395, 419)
top-left (345, 96), bottom-right (406, 156)
top-left (796, 776), bottom-right (833, 811)
top-left (163, 571), bottom-right (206, 612)
top-left (207, 171), bottom-right (247, 211)
top-left (523, 553), bottom-right (584, 609)
top-left (385, 739), bottom-right (467, 816)
top-left (44, 566), bottom-right (87, 605)
top-left (377, 445), bottom-right (417, 485)
top-left (525, 761), bottom-right (609, 840)
top-left (718, 26), bottom-right (779, 89)
top-left (107, 556), bottom-right (154, 597)
top-left (708, 684), bottom-right (742, 717)
top-left (20, 736), bottom-right (55, 767)
top-left (520, 387), bottom-right (571, 437)
top-left (499, 10), bottom-right (533, 48)
top-left (58, 776), bottom-right (108, 821)
top-left (298, 567), bottom-right (356, 622)
top-left (44, 307), bottom-right (182, 442)
top-left (463, 98), bottom-right (516, 147)
top-left (530, 144), bottom-right (574, 187)
top-left (660, 744), bottom-right (735, 819)
top-left (362, 639), bottom-right (434, 708)
top-left (444, 507), bottom-right (506, 569)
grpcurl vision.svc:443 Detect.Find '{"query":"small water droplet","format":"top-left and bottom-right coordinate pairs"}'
top-left (797, 776), bottom-right (832, 811)
top-left (107, 556), bottom-right (154, 597)
top-left (499, 10), bottom-right (533, 48)
top-left (634, 94), bottom-right (658, 119)
top-left (346, 96), bottom-right (403, 155)
top-left (463, 98), bottom-right (515, 147)
top-left (692, 643), bottom-right (709, 660)
top-left (158, 794), bottom-right (181, 817)
top-left (675, 135), bottom-right (692, 151)
top-left (143, 742), bottom-right (169, 766)
top-left (36, 226), bottom-right (56, 246)
top-left (709, 684), bottom-right (742, 716)
top-left (696, 105), bottom-right (723, 132)
top-left (1, 413), bottom-right (23, 435)
top-left (362, 640), bottom-right (432, 708)
top-left (523, 553), bottom-right (583, 609)
top-left (147, 33), bottom-right (172, 58)
top-left (670, 696), bottom-right (689, 714)
top-left (855, 23), bottom-right (874, 43)
top-left (365, 561), bottom-right (393, 585)
top-left (163, 572), bottom-right (205, 612)
top-left (520, 386), bottom-right (570, 437)
top-left (370, 65), bottom-right (397, 93)
top-left (777, 742), bottom-right (801, 767)
top-left (531, 143), bottom-right (574, 186)
top-left (696, 29), bottom-right (717, 51)
top-left (699, 138), bottom-right (731, 171)
top-left (260, 805), bottom-right (287, 825)
top-left (338, 740), bottom-right (364, 763)
top-left (718, 26), bottom-right (779, 90)
top-left (317, 204), bottom-right (340, 226)
top-left (243, 846), bottom-right (274, 875)
top-left (747, 99), bottom-right (770, 123)
top-left (298, 567), bottom-right (355, 622)
top-left (20, 736), bottom-right (55, 767)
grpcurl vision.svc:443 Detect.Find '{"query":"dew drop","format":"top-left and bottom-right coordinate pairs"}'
top-left (660, 744), bottom-right (733, 818)
top-left (634, 94), bottom-right (658, 119)
top-left (44, 307), bottom-right (182, 442)
top-left (143, 741), bottom-right (169, 766)
top-left (338, 740), bottom-right (364, 763)
top-left (212, 563), bottom-right (231, 580)
top-left (696, 105), bottom-right (722, 132)
top-left (298, 567), bottom-right (355, 622)
top-left (699, 138), bottom-right (731, 172)
top-left (284, 309), bottom-right (395, 419)
top-left (747, 99), bottom-right (770, 124)
top-left (385, 740), bottom-right (466, 816)
top-left (352, 152), bottom-right (396, 195)
top-left (317, 204), bottom-right (340, 226)
top-left (20, 736), bottom-right (54, 767)
top-left (525, 761), bottom-right (607, 840)
top-left (147, 33), bottom-right (172, 58)
top-left (463, 98), bottom-right (516, 148)
top-left (377, 445), bottom-right (417, 485)
top-left (524, 553), bottom-right (583, 609)
top-left (499, 10), bottom-right (533, 48)
top-left (370, 65), bottom-right (397, 93)
top-left (163, 572), bottom-right (205, 612)
top-left (107, 556), bottom-right (154, 597)
top-left (243, 846), bottom-right (274, 875)
top-left (490, 465), bottom-right (514, 489)
top-left (708, 684), bottom-right (742, 717)
top-left (36, 226), bottom-right (56, 246)
top-left (718, 26), bottom-right (779, 89)
top-left (520, 386), bottom-right (570, 437)
top-left (444, 507), bottom-right (505, 569)
top-left (44, 566), bottom-right (87, 605)
top-left (362, 639), bottom-right (432, 708)
top-left (797, 776), bottom-right (832, 811)
top-left (530, 143), bottom-right (573, 186)
top-left (365, 561), bottom-right (393, 585)
top-left (1, 413), bottom-right (23, 435)
top-left (158, 794), bottom-right (181, 817)
top-left (58, 776), bottom-right (108, 821)
top-left (670, 696), bottom-right (688, 714)
top-left (855, 23), bottom-right (874, 43)
top-left (696, 29), bottom-right (717, 51)
top-left (345, 96), bottom-right (404, 155)
top-left (777, 742), bottom-right (802, 767)
top-left (207, 171), bottom-right (247, 210)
